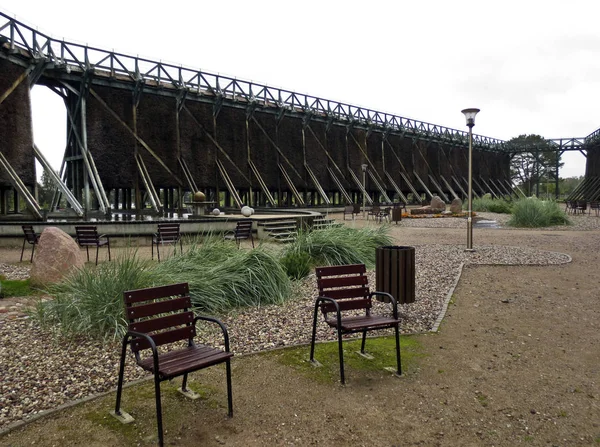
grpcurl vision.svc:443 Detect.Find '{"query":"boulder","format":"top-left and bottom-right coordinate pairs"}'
top-left (410, 206), bottom-right (436, 215)
top-left (450, 198), bottom-right (463, 214)
top-left (430, 196), bottom-right (446, 213)
top-left (30, 227), bottom-right (86, 287)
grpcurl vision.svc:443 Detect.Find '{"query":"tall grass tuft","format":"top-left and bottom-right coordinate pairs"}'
top-left (507, 198), bottom-right (571, 227)
top-left (152, 237), bottom-right (291, 313)
top-left (471, 197), bottom-right (513, 214)
top-left (34, 249), bottom-right (154, 339)
top-left (282, 225), bottom-right (393, 269)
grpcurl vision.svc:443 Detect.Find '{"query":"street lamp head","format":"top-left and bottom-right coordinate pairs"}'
top-left (461, 108), bottom-right (480, 128)
top-left (361, 164), bottom-right (368, 172)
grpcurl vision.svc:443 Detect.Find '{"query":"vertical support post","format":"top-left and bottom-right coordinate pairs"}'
top-left (80, 94), bottom-right (91, 215)
top-left (361, 164), bottom-right (368, 219)
top-left (467, 125), bottom-right (474, 251)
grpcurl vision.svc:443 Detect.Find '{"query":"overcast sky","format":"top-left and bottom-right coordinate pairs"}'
top-left (2, 0), bottom-right (596, 178)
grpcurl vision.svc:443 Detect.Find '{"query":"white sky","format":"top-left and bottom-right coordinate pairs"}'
top-left (3, 0), bottom-right (596, 178)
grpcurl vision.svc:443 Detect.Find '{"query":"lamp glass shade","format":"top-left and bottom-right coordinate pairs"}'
top-left (461, 108), bottom-right (480, 126)
top-left (361, 164), bottom-right (368, 172)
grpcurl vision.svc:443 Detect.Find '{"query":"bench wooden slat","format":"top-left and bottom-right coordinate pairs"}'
top-left (131, 325), bottom-right (195, 352)
top-left (130, 311), bottom-right (194, 334)
top-left (125, 283), bottom-right (189, 304)
top-left (320, 287), bottom-right (370, 300)
top-left (318, 275), bottom-right (368, 290)
top-left (138, 345), bottom-right (233, 378)
top-left (316, 264), bottom-right (366, 277)
top-left (321, 297), bottom-right (371, 313)
top-left (324, 314), bottom-right (400, 331)
top-left (126, 296), bottom-right (192, 320)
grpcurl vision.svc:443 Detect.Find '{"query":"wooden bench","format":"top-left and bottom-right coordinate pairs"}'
top-left (75, 226), bottom-right (111, 265)
top-left (20, 225), bottom-right (39, 263)
top-left (310, 264), bottom-right (401, 384)
top-left (343, 204), bottom-right (360, 220)
top-left (224, 220), bottom-right (254, 248)
top-left (152, 223), bottom-right (182, 261)
top-left (112, 282), bottom-right (233, 447)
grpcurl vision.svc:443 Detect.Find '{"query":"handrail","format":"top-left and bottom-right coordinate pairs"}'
top-left (0, 11), bottom-right (504, 151)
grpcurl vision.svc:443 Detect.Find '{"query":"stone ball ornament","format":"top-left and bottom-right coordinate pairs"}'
top-left (212, 208), bottom-right (220, 216)
top-left (241, 206), bottom-right (252, 217)
top-left (249, 207), bottom-right (255, 215)
top-left (193, 191), bottom-right (206, 202)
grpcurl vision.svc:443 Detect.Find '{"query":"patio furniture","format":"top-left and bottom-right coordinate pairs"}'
top-left (75, 226), bottom-right (111, 265)
top-left (20, 225), bottom-right (39, 263)
top-left (224, 220), bottom-right (254, 248)
top-left (310, 263), bottom-right (402, 384)
top-left (113, 282), bottom-right (233, 447)
top-left (152, 223), bottom-right (182, 261)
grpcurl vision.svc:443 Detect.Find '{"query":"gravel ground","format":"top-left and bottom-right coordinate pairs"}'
top-left (0, 211), bottom-right (591, 431)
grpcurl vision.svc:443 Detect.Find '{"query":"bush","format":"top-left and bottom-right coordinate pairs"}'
top-left (507, 198), bottom-right (571, 227)
top-left (34, 239), bottom-right (291, 339)
top-left (154, 238), bottom-right (290, 312)
top-left (280, 251), bottom-right (312, 280)
top-left (471, 197), bottom-right (513, 214)
top-left (282, 225), bottom-right (393, 268)
top-left (35, 250), bottom-right (154, 339)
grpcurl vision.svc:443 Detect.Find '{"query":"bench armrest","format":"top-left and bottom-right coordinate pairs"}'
top-left (123, 330), bottom-right (160, 374)
top-left (370, 291), bottom-right (399, 319)
top-left (194, 315), bottom-right (231, 353)
top-left (314, 295), bottom-right (342, 328)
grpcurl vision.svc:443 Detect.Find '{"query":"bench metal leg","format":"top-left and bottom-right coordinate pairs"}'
top-left (20, 239), bottom-right (26, 262)
top-left (394, 325), bottom-right (402, 376)
top-left (309, 303), bottom-right (320, 363)
top-left (337, 328), bottom-right (345, 385)
top-left (112, 338), bottom-right (134, 423)
top-left (226, 359), bottom-right (233, 417)
top-left (85, 246), bottom-right (90, 262)
top-left (30, 243), bottom-right (35, 263)
top-left (360, 330), bottom-right (367, 354)
top-left (154, 372), bottom-right (165, 447)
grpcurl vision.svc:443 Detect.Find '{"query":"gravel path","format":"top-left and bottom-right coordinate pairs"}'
top-left (0, 212), bottom-right (590, 431)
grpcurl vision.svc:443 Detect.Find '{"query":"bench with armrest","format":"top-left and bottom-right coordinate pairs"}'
top-left (75, 226), bottom-right (111, 265)
top-left (224, 220), bottom-right (254, 248)
top-left (20, 225), bottom-right (39, 262)
top-left (152, 223), bottom-right (182, 261)
top-left (112, 282), bottom-right (233, 447)
top-left (310, 264), bottom-right (401, 384)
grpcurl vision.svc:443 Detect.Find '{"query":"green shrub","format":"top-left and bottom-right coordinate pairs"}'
top-left (507, 198), bottom-right (571, 227)
top-left (154, 238), bottom-right (291, 312)
top-left (280, 251), bottom-right (312, 280)
top-left (471, 197), bottom-right (513, 214)
top-left (35, 250), bottom-right (154, 339)
top-left (282, 225), bottom-right (392, 268)
top-left (34, 238), bottom-right (292, 339)
top-left (0, 278), bottom-right (37, 298)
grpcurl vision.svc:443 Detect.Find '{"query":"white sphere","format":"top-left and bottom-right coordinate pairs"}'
top-left (212, 208), bottom-right (220, 216)
top-left (249, 207), bottom-right (255, 215)
top-left (241, 206), bottom-right (252, 217)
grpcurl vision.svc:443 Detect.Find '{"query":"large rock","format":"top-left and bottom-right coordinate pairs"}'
top-left (430, 196), bottom-right (446, 213)
top-left (30, 227), bottom-right (86, 287)
top-left (450, 198), bottom-right (463, 214)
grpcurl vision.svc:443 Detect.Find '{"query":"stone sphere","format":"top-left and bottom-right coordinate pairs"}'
top-left (249, 207), bottom-right (255, 215)
top-left (212, 208), bottom-right (220, 216)
top-left (193, 191), bottom-right (206, 202)
top-left (241, 206), bottom-right (252, 217)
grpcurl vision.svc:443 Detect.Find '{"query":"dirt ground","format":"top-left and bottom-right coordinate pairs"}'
top-left (1, 223), bottom-right (599, 446)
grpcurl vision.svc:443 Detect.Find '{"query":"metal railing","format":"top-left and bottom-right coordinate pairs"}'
top-left (0, 11), bottom-right (506, 152)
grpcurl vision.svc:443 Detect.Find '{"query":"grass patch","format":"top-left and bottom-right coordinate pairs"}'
top-left (0, 278), bottom-right (38, 298)
top-left (507, 198), bottom-right (571, 228)
top-left (282, 225), bottom-right (392, 269)
top-left (276, 335), bottom-right (424, 383)
top-left (471, 197), bottom-right (513, 214)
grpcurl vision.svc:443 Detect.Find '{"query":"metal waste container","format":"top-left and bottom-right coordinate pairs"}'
top-left (375, 245), bottom-right (415, 304)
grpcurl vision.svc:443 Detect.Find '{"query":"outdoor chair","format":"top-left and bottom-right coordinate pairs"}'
top-left (224, 220), bottom-right (254, 248)
top-left (575, 200), bottom-right (587, 214)
top-left (152, 223), bottom-right (182, 261)
top-left (589, 201), bottom-right (600, 217)
top-left (75, 226), bottom-right (111, 265)
top-left (367, 205), bottom-right (381, 221)
top-left (112, 282), bottom-right (233, 447)
top-left (310, 263), bottom-right (401, 384)
top-left (343, 204), bottom-right (361, 220)
top-left (20, 225), bottom-right (39, 263)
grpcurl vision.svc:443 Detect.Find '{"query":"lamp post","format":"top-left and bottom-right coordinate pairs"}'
top-left (461, 108), bottom-right (480, 251)
top-left (361, 164), bottom-right (368, 219)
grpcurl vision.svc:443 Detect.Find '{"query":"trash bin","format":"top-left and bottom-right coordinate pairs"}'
top-left (391, 206), bottom-right (402, 223)
top-left (375, 245), bottom-right (415, 304)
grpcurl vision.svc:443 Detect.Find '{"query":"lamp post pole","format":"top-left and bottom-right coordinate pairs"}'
top-left (361, 164), bottom-right (368, 219)
top-left (461, 108), bottom-right (480, 251)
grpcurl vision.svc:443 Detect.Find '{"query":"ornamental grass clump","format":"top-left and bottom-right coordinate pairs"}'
top-left (507, 197), bottom-right (571, 228)
top-left (153, 237), bottom-right (290, 313)
top-left (34, 249), bottom-right (154, 339)
top-left (282, 225), bottom-right (393, 271)
top-left (471, 197), bottom-right (513, 214)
